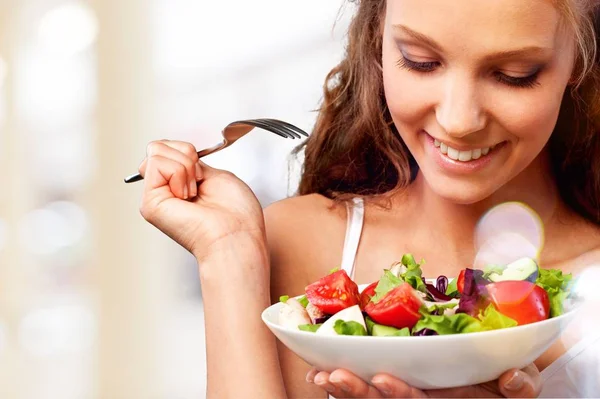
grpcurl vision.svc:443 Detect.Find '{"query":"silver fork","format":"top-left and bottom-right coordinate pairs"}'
top-left (123, 118), bottom-right (308, 183)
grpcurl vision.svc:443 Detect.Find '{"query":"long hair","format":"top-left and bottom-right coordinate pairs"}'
top-left (294, 1), bottom-right (600, 223)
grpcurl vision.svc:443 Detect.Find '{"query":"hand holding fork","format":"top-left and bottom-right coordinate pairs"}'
top-left (131, 118), bottom-right (308, 261)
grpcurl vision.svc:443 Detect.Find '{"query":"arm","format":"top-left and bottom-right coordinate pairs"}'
top-left (200, 196), bottom-right (334, 398)
top-left (200, 195), bottom-right (336, 398)
top-left (137, 140), bottom-right (292, 398)
top-left (199, 235), bottom-right (287, 398)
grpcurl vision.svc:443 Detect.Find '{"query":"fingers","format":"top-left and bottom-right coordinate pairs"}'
top-left (329, 369), bottom-right (384, 398)
top-left (370, 373), bottom-right (429, 398)
top-left (304, 365), bottom-right (541, 399)
top-left (143, 155), bottom-right (190, 200)
top-left (142, 140), bottom-right (200, 198)
top-left (498, 364), bottom-right (542, 398)
top-left (306, 368), bottom-right (384, 398)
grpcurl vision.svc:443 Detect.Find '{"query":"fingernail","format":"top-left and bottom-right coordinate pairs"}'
top-left (190, 182), bottom-right (197, 198)
top-left (195, 163), bottom-right (203, 180)
top-left (504, 371), bottom-right (524, 391)
top-left (316, 381), bottom-right (335, 393)
top-left (371, 379), bottom-right (391, 396)
top-left (330, 376), bottom-right (350, 392)
top-left (183, 185), bottom-right (189, 199)
top-left (314, 376), bottom-right (336, 393)
top-left (306, 374), bottom-right (314, 383)
top-left (331, 380), bottom-right (350, 392)
top-left (324, 385), bottom-right (336, 393)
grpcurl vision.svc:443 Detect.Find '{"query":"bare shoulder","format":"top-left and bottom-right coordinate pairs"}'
top-left (264, 193), bottom-right (342, 226)
top-left (564, 243), bottom-right (600, 275)
top-left (264, 193), bottom-right (347, 302)
top-left (551, 216), bottom-right (600, 275)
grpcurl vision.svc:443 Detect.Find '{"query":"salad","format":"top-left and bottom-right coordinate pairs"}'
top-left (278, 254), bottom-right (574, 337)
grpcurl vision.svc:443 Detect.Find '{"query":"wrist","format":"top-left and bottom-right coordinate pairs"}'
top-left (196, 232), bottom-right (270, 283)
top-left (193, 229), bottom-right (266, 261)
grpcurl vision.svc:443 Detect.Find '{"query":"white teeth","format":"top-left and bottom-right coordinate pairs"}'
top-left (440, 142), bottom-right (448, 154)
top-left (434, 140), bottom-right (494, 162)
top-left (447, 147), bottom-right (459, 160)
top-left (458, 151), bottom-right (472, 162)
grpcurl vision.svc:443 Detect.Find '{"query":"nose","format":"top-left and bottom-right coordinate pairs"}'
top-left (435, 75), bottom-right (487, 138)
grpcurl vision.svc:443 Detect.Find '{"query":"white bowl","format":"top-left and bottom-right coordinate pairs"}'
top-left (262, 284), bottom-right (579, 389)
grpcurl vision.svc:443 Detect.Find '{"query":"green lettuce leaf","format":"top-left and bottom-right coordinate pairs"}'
top-left (401, 254), bottom-right (419, 268)
top-left (478, 304), bottom-right (518, 330)
top-left (535, 268), bottom-right (573, 317)
top-left (333, 320), bottom-right (367, 336)
top-left (298, 324), bottom-right (322, 333)
top-left (414, 304), bottom-right (516, 335)
top-left (391, 327), bottom-right (411, 336)
top-left (400, 254), bottom-right (426, 292)
top-left (280, 295), bottom-right (309, 308)
top-left (445, 278), bottom-right (458, 297)
top-left (370, 254), bottom-right (427, 303)
top-left (297, 295), bottom-right (309, 308)
top-left (413, 312), bottom-right (484, 335)
top-left (371, 270), bottom-right (404, 303)
top-left (426, 302), bottom-right (458, 314)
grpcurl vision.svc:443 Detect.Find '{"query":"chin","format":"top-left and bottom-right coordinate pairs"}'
top-left (423, 175), bottom-right (500, 205)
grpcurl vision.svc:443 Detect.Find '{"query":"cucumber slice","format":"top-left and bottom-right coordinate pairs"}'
top-left (371, 324), bottom-right (401, 336)
top-left (488, 257), bottom-right (539, 283)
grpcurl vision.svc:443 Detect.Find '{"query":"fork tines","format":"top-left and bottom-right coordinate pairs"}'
top-left (235, 119), bottom-right (309, 140)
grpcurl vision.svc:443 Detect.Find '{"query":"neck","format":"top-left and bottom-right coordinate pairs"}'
top-left (406, 149), bottom-right (560, 260)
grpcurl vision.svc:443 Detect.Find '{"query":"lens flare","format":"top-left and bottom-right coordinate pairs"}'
top-left (473, 202), bottom-right (544, 269)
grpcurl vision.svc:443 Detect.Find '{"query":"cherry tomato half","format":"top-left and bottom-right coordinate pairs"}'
top-left (359, 281), bottom-right (378, 310)
top-left (485, 280), bottom-right (550, 325)
top-left (305, 270), bottom-right (360, 314)
top-left (364, 282), bottom-right (423, 329)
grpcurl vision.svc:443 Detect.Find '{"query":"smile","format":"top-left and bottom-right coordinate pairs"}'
top-left (433, 139), bottom-right (498, 162)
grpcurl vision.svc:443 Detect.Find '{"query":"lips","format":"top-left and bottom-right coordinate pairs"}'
top-left (433, 139), bottom-right (498, 162)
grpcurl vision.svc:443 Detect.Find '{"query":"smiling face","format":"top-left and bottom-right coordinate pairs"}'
top-left (382, 0), bottom-right (577, 204)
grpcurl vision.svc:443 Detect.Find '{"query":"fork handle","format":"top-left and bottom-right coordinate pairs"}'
top-left (123, 140), bottom-right (228, 183)
top-left (196, 140), bottom-right (227, 158)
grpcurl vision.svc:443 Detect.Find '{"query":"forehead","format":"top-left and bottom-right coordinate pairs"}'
top-left (385, 0), bottom-right (565, 54)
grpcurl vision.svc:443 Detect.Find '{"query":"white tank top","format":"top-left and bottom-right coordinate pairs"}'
top-left (339, 198), bottom-right (600, 397)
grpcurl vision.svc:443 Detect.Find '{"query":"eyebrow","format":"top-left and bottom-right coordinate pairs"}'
top-left (392, 24), bottom-right (553, 61)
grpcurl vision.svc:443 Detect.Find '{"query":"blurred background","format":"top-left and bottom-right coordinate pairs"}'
top-left (0, 0), bottom-right (353, 397)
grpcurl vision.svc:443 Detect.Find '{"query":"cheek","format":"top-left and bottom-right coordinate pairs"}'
top-left (382, 43), bottom-right (435, 130)
top-left (494, 88), bottom-right (564, 144)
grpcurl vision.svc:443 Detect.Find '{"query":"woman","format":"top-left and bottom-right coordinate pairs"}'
top-left (137, 0), bottom-right (600, 397)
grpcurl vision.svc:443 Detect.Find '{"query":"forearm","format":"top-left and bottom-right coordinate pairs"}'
top-left (199, 236), bottom-right (287, 399)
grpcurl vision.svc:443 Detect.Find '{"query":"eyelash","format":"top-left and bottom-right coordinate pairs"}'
top-left (396, 56), bottom-right (541, 89)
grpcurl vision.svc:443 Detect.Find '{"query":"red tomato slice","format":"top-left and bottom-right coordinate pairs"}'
top-left (485, 280), bottom-right (550, 325)
top-left (359, 281), bottom-right (378, 310)
top-left (457, 269), bottom-right (466, 294)
top-left (305, 270), bottom-right (360, 315)
top-left (364, 282), bottom-right (423, 329)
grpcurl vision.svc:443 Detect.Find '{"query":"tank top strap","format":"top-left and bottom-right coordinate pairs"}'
top-left (340, 197), bottom-right (365, 280)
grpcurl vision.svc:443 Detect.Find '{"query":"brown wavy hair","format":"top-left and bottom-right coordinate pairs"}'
top-left (294, 0), bottom-right (600, 224)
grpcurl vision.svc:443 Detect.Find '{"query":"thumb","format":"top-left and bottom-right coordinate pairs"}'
top-left (498, 364), bottom-right (542, 398)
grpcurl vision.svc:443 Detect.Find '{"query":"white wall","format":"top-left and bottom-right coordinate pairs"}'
top-left (0, 0), bottom-right (353, 397)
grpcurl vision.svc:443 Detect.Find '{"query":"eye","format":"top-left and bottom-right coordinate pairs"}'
top-left (493, 70), bottom-right (541, 89)
top-left (396, 56), bottom-right (441, 73)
